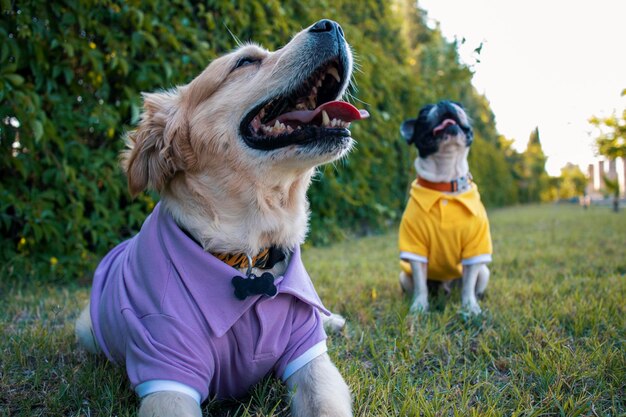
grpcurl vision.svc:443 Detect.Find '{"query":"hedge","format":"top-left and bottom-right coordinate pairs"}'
top-left (0, 0), bottom-right (516, 285)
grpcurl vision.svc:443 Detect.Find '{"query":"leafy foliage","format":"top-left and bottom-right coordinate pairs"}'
top-left (588, 90), bottom-right (625, 210)
top-left (589, 90), bottom-right (626, 159)
top-left (556, 163), bottom-right (587, 200)
top-left (2, 0), bottom-right (525, 285)
top-left (501, 127), bottom-right (552, 203)
top-left (0, 0), bottom-right (232, 285)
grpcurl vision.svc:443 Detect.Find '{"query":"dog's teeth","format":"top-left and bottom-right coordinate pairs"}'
top-left (311, 86), bottom-right (317, 96)
top-left (274, 121), bottom-right (283, 134)
top-left (322, 110), bottom-right (330, 126)
top-left (251, 116), bottom-right (261, 132)
top-left (327, 67), bottom-right (340, 83)
top-left (259, 108), bottom-right (265, 119)
top-left (267, 120), bottom-right (289, 135)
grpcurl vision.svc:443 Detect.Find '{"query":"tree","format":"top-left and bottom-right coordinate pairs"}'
top-left (557, 163), bottom-right (587, 200)
top-left (589, 90), bottom-right (626, 159)
top-left (589, 89), bottom-right (626, 211)
top-left (518, 127), bottom-right (549, 203)
top-left (603, 175), bottom-right (620, 212)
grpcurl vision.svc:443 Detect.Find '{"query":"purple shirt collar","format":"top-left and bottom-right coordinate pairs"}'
top-left (154, 203), bottom-right (329, 337)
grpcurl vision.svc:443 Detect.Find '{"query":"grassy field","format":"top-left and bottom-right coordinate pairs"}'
top-left (1, 204), bottom-right (625, 416)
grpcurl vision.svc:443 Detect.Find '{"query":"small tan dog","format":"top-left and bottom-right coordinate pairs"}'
top-left (76, 19), bottom-right (367, 417)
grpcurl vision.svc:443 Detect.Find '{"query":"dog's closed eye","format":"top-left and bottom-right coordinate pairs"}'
top-left (234, 56), bottom-right (261, 70)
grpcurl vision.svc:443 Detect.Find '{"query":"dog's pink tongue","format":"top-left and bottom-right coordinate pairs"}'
top-left (276, 101), bottom-right (369, 124)
top-left (433, 118), bottom-right (457, 135)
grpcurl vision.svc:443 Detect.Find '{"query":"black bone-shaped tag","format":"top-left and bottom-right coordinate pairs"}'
top-left (232, 272), bottom-right (277, 300)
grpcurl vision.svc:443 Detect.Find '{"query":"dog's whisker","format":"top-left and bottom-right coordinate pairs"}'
top-left (223, 23), bottom-right (243, 47)
top-left (345, 92), bottom-right (369, 107)
top-left (348, 76), bottom-right (360, 92)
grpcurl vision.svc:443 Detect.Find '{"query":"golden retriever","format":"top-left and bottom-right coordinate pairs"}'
top-left (76, 19), bottom-right (367, 417)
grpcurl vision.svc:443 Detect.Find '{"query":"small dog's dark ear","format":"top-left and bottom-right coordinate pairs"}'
top-left (400, 119), bottom-right (416, 144)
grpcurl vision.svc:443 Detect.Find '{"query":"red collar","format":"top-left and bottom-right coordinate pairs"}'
top-left (417, 174), bottom-right (472, 192)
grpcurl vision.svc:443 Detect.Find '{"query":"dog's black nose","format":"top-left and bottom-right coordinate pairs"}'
top-left (309, 19), bottom-right (344, 37)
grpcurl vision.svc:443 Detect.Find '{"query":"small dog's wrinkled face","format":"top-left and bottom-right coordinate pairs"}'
top-left (400, 101), bottom-right (473, 158)
top-left (123, 19), bottom-right (367, 196)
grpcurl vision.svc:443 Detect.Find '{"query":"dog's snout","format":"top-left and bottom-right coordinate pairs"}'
top-left (309, 19), bottom-right (344, 37)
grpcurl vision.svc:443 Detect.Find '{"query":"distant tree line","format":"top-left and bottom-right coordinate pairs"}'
top-left (1, 0), bottom-right (550, 285)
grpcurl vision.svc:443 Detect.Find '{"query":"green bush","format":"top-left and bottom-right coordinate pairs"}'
top-left (1, 0), bottom-right (518, 286)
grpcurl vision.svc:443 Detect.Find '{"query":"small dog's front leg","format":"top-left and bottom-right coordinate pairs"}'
top-left (475, 264), bottom-right (490, 297)
top-left (461, 263), bottom-right (484, 315)
top-left (286, 353), bottom-right (352, 417)
top-left (409, 260), bottom-right (429, 313)
top-left (138, 391), bottom-right (202, 417)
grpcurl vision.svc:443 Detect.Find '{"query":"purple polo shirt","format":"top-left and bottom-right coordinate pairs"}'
top-left (90, 203), bottom-right (329, 402)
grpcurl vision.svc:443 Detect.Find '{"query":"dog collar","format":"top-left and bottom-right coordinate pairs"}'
top-left (417, 174), bottom-right (472, 193)
top-left (179, 225), bottom-right (286, 270)
top-left (214, 246), bottom-right (286, 270)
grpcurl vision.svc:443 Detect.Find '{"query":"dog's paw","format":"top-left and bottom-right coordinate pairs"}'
top-left (138, 391), bottom-right (201, 417)
top-left (462, 301), bottom-right (482, 315)
top-left (323, 312), bottom-right (346, 333)
top-left (409, 297), bottom-right (429, 314)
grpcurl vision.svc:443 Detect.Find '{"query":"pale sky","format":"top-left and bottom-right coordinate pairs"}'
top-left (418, 0), bottom-right (626, 176)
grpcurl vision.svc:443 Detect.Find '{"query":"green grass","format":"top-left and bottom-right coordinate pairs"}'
top-left (1, 205), bottom-right (625, 416)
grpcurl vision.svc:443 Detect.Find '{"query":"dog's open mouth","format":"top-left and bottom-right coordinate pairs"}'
top-left (433, 119), bottom-right (458, 136)
top-left (433, 117), bottom-right (471, 139)
top-left (240, 61), bottom-right (369, 151)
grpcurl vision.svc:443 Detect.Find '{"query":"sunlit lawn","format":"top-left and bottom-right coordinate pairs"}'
top-left (1, 204), bottom-right (625, 416)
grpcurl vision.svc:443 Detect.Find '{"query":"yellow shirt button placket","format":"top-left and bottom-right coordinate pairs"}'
top-left (440, 199), bottom-right (448, 224)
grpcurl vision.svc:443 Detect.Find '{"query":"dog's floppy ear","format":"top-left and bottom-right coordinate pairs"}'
top-left (400, 119), bottom-right (416, 144)
top-left (121, 91), bottom-right (196, 197)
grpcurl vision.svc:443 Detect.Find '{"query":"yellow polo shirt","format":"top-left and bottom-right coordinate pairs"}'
top-left (398, 181), bottom-right (492, 281)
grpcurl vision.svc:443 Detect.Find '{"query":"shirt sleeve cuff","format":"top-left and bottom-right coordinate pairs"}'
top-left (400, 251), bottom-right (428, 263)
top-left (281, 341), bottom-right (328, 381)
top-left (135, 380), bottom-right (202, 404)
top-left (461, 254), bottom-right (492, 265)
